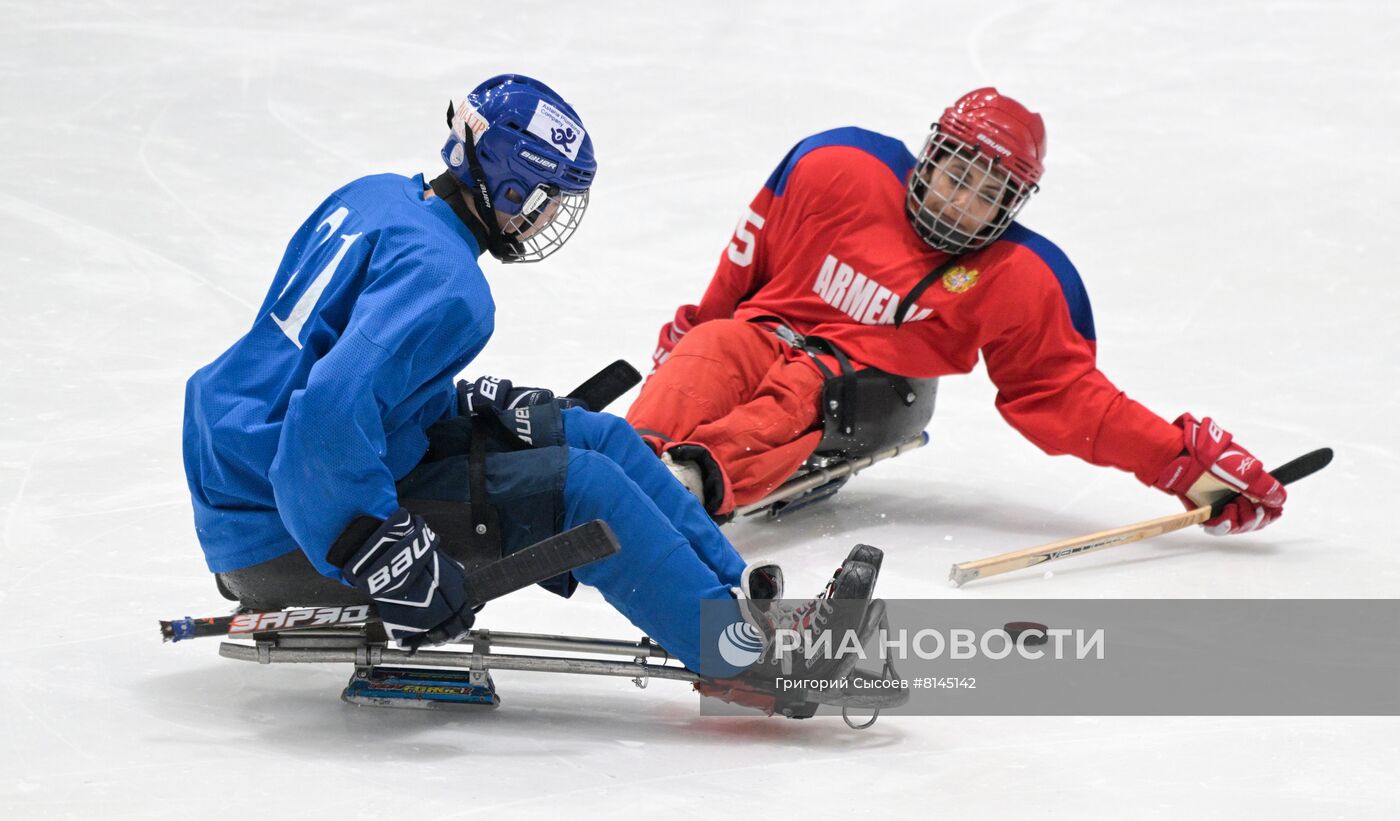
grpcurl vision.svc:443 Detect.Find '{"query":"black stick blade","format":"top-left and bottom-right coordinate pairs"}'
top-left (1209, 447), bottom-right (1333, 518)
top-left (565, 360), bottom-right (641, 412)
top-left (469, 519), bottom-right (620, 603)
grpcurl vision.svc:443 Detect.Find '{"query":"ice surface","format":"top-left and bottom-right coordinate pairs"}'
top-left (2, 1), bottom-right (1397, 818)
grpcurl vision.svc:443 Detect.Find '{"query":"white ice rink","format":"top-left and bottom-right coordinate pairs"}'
top-left (2, 1), bottom-right (1398, 818)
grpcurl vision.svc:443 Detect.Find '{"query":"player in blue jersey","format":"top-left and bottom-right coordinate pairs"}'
top-left (182, 75), bottom-right (880, 684)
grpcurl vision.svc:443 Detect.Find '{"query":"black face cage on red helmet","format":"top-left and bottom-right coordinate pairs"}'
top-left (905, 127), bottom-right (1038, 254)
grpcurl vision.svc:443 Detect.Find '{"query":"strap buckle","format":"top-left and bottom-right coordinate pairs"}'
top-left (773, 325), bottom-right (805, 349)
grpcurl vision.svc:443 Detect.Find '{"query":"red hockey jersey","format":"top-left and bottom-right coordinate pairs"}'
top-left (692, 127), bottom-right (1180, 484)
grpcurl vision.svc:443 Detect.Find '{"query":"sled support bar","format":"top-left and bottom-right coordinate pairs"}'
top-left (220, 640), bottom-right (699, 683)
top-left (734, 432), bottom-right (928, 518)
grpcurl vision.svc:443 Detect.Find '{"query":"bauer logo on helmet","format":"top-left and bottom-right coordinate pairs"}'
top-left (519, 149), bottom-right (560, 171)
top-left (975, 132), bottom-right (1013, 158)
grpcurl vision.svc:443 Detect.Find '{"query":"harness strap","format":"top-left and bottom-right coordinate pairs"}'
top-left (803, 335), bottom-right (860, 435)
top-left (632, 428), bottom-right (675, 445)
top-left (746, 316), bottom-right (869, 434)
top-left (894, 256), bottom-right (962, 328)
top-left (466, 426), bottom-right (499, 556)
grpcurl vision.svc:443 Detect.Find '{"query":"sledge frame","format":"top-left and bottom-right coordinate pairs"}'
top-left (219, 621), bottom-right (908, 726)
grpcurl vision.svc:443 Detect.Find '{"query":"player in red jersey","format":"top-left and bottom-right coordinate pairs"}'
top-left (626, 88), bottom-right (1285, 535)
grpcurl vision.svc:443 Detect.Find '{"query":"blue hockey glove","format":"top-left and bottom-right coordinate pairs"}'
top-left (459, 375), bottom-right (557, 413)
top-left (333, 508), bottom-right (477, 648)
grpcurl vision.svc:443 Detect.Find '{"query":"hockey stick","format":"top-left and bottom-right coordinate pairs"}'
top-left (565, 359), bottom-right (641, 412)
top-left (948, 447), bottom-right (1334, 587)
top-left (160, 519), bottom-right (621, 642)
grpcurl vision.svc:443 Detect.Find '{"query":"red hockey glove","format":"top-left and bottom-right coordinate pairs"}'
top-left (652, 303), bottom-right (699, 368)
top-left (1152, 414), bottom-right (1286, 535)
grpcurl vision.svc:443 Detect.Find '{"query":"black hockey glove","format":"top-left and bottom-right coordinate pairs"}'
top-left (331, 508), bottom-right (476, 649)
top-left (459, 375), bottom-right (555, 413)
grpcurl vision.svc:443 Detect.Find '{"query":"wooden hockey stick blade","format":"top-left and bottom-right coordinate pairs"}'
top-left (565, 360), bottom-right (641, 412)
top-left (948, 447), bottom-right (1334, 587)
top-left (161, 520), bottom-right (620, 642)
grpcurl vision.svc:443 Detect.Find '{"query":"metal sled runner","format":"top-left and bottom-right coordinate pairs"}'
top-left (214, 619), bottom-right (908, 728)
top-left (734, 432), bottom-right (929, 520)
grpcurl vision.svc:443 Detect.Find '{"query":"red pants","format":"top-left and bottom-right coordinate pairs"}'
top-left (626, 320), bottom-right (826, 513)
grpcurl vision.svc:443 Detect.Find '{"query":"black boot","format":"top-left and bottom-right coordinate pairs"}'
top-left (738, 549), bottom-right (882, 684)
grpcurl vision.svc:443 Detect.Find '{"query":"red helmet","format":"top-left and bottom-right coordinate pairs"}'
top-left (937, 88), bottom-right (1046, 187)
top-left (905, 88), bottom-right (1046, 253)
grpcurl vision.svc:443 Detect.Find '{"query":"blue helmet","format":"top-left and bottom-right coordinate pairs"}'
top-left (442, 74), bottom-right (596, 262)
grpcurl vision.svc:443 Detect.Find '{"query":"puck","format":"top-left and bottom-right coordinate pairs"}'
top-left (1003, 621), bottom-right (1049, 646)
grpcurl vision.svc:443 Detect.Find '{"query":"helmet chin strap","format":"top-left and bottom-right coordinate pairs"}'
top-left (430, 167), bottom-right (525, 262)
top-left (429, 171), bottom-right (493, 254)
top-left (435, 102), bottom-right (521, 261)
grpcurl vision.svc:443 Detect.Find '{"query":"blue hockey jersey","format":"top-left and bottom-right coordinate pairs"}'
top-left (183, 173), bottom-right (493, 580)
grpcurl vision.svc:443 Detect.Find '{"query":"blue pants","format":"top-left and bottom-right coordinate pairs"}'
top-left (560, 408), bottom-right (746, 674)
